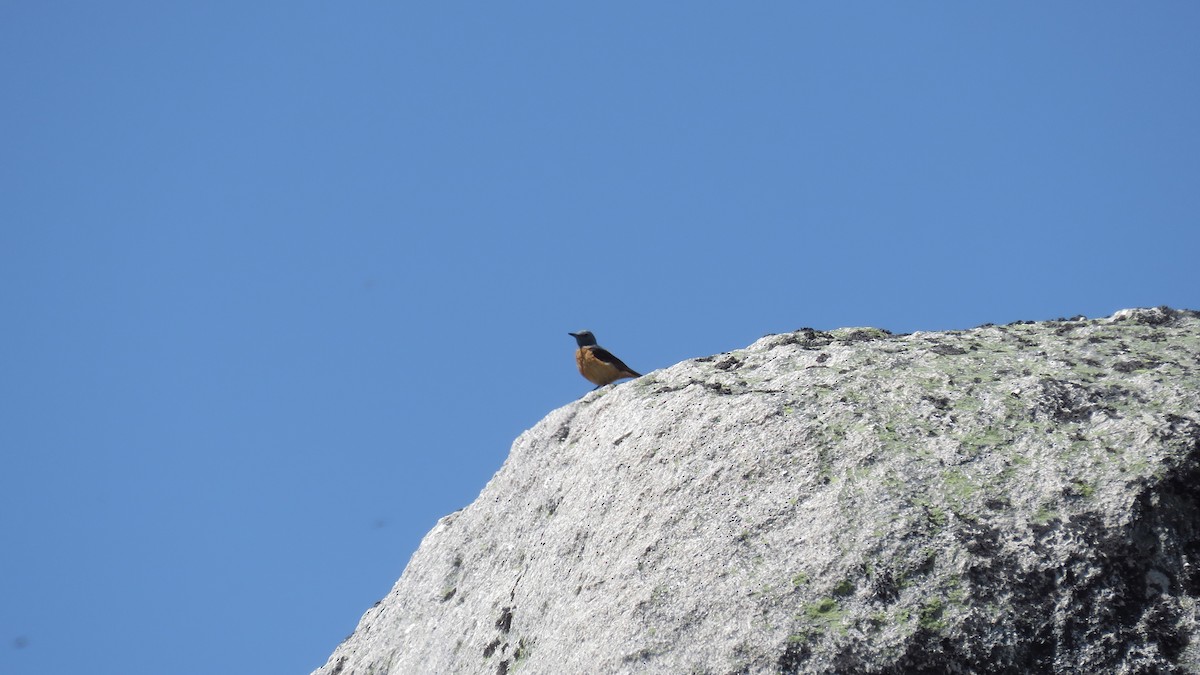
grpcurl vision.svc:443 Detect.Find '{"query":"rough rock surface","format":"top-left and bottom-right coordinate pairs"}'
top-left (315, 307), bottom-right (1200, 674)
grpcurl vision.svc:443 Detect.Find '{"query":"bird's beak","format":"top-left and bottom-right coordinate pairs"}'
top-left (568, 332), bottom-right (577, 337)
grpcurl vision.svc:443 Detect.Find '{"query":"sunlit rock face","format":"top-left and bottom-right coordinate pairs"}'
top-left (315, 307), bottom-right (1200, 675)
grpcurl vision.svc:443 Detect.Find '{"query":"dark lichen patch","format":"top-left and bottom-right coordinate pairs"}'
top-left (621, 647), bottom-right (657, 663)
top-left (483, 638), bottom-right (501, 657)
top-left (1033, 378), bottom-right (1118, 424)
top-left (928, 343), bottom-right (968, 356)
top-left (552, 421), bottom-right (571, 442)
top-left (984, 497), bottom-right (1010, 510)
top-left (714, 354), bottom-right (745, 370)
top-left (867, 565), bottom-right (901, 604)
top-left (955, 517), bottom-right (1002, 558)
top-left (922, 394), bottom-right (951, 411)
top-left (1114, 358), bottom-right (1161, 373)
top-left (767, 328), bottom-right (837, 350)
top-left (777, 638), bottom-right (811, 673)
top-left (837, 328), bottom-right (893, 343)
top-left (538, 495), bottom-right (562, 518)
top-left (703, 380), bottom-right (735, 395)
top-left (496, 606), bottom-right (514, 633)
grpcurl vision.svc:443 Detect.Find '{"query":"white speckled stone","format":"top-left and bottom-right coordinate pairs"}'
top-left (315, 308), bottom-right (1200, 675)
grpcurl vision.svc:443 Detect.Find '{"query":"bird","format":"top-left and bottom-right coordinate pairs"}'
top-left (568, 330), bottom-right (641, 388)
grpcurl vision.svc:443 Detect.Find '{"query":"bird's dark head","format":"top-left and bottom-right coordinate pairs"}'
top-left (568, 330), bottom-right (597, 347)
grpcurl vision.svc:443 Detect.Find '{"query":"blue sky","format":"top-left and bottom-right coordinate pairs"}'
top-left (2, 3), bottom-right (1197, 673)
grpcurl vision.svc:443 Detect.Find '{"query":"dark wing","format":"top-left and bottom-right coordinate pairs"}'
top-left (591, 346), bottom-right (641, 377)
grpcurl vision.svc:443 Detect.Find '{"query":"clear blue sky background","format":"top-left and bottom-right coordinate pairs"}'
top-left (2, 3), bottom-right (1197, 673)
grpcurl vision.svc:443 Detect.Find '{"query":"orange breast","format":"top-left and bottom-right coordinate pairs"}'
top-left (576, 348), bottom-right (627, 386)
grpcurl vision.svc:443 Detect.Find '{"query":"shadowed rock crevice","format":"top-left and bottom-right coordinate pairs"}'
top-left (314, 308), bottom-right (1200, 675)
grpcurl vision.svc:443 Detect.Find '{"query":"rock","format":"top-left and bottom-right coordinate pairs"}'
top-left (314, 308), bottom-right (1200, 674)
